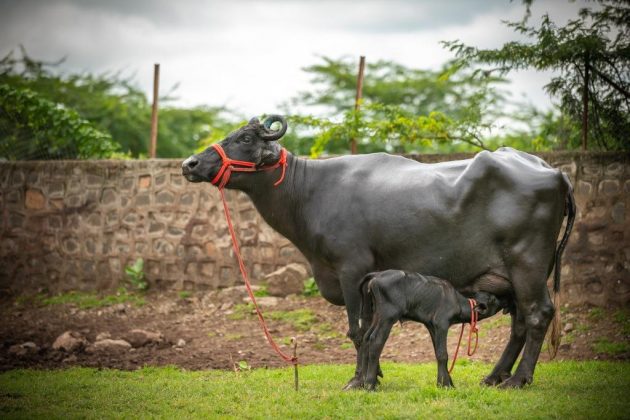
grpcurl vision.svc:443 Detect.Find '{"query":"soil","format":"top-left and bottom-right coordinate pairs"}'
top-left (0, 288), bottom-right (628, 373)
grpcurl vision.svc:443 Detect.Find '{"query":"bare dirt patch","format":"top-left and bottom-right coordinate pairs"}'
top-left (0, 288), bottom-right (628, 372)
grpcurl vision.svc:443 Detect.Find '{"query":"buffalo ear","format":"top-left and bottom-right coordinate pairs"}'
top-left (249, 117), bottom-right (260, 125)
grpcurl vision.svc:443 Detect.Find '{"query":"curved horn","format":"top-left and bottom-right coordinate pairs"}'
top-left (260, 115), bottom-right (288, 141)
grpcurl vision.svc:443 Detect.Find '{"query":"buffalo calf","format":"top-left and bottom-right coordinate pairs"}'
top-left (359, 270), bottom-right (505, 389)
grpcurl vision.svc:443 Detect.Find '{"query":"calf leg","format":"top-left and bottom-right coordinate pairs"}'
top-left (364, 317), bottom-right (396, 391)
top-left (337, 262), bottom-right (374, 390)
top-left (428, 324), bottom-right (454, 388)
top-left (482, 308), bottom-right (526, 386)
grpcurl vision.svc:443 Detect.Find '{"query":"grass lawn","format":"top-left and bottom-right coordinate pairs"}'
top-left (1, 361), bottom-right (628, 419)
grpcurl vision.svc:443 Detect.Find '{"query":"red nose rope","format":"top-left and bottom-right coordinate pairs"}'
top-left (448, 298), bottom-right (479, 374)
top-left (211, 143), bottom-right (298, 381)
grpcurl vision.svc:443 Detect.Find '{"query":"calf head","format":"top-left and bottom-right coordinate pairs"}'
top-left (472, 291), bottom-right (503, 318)
top-left (181, 115), bottom-right (287, 188)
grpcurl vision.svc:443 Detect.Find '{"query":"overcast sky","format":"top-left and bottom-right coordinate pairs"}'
top-left (1, 0), bottom-right (585, 117)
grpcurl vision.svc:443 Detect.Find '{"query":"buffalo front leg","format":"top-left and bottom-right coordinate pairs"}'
top-left (482, 307), bottom-right (526, 386)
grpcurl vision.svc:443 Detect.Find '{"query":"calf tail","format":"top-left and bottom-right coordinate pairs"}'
top-left (358, 273), bottom-right (376, 331)
top-left (548, 177), bottom-right (576, 359)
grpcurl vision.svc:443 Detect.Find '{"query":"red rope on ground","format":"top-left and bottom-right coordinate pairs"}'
top-left (212, 143), bottom-right (296, 365)
top-left (448, 298), bottom-right (479, 374)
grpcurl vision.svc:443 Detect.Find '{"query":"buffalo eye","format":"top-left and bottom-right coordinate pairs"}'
top-left (241, 135), bottom-right (253, 144)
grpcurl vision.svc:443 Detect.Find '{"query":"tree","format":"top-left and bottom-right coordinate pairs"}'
top-left (444, 0), bottom-right (630, 151)
top-left (0, 48), bottom-right (230, 158)
top-left (0, 84), bottom-right (118, 159)
top-left (284, 56), bottom-right (514, 156)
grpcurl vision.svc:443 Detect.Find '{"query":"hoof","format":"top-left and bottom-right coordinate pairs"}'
top-left (498, 375), bottom-right (531, 389)
top-left (481, 372), bottom-right (511, 386)
top-left (364, 382), bottom-right (377, 392)
top-left (342, 377), bottom-right (364, 391)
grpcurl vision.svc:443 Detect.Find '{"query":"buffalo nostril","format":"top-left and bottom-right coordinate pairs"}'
top-left (182, 157), bottom-right (199, 170)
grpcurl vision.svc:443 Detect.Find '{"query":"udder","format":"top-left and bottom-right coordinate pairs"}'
top-left (459, 272), bottom-right (513, 297)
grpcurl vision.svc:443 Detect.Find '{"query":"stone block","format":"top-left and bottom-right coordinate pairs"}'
top-left (135, 241), bottom-right (148, 254)
top-left (605, 162), bottom-right (623, 177)
top-left (138, 175), bottom-right (151, 189)
top-left (10, 171), bottom-right (25, 187)
top-left (576, 180), bottom-right (593, 196)
top-left (25, 189), bottom-right (45, 209)
top-left (100, 188), bottom-right (117, 206)
top-left (6, 189), bottom-right (21, 204)
top-left (611, 202), bottom-right (625, 224)
top-left (156, 190), bottom-right (175, 205)
top-left (599, 180), bottom-right (620, 195)
top-left (180, 192), bottom-right (195, 206)
top-left (48, 182), bottom-right (65, 198)
top-left (148, 221), bottom-right (165, 234)
top-left (86, 173), bottom-right (104, 186)
top-left (135, 193), bottom-right (151, 206)
top-left (50, 198), bottom-right (64, 209)
top-left (84, 213), bottom-right (101, 228)
top-left (582, 164), bottom-right (602, 177)
top-left (64, 194), bottom-right (84, 208)
top-left (8, 212), bottom-right (24, 229)
top-left (46, 215), bottom-right (63, 230)
top-left (62, 237), bottom-right (80, 254)
top-left (153, 239), bottom-right (175, 256)
top-left (265, 263), bottom-right (308, 297)
top-left (170, 173), bottom-right (184, 188)
top-left (167, 226), bottom-right (184, 237)
top-left (146, 259), bottom-right (161, 275)
top-left (122, 177), bottom-right (134, 191)
top-left (155, 174), bottom-right (167, 187)
top-left (201, 262), bottom-right (215, 277)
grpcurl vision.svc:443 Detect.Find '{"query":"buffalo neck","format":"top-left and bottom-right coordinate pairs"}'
top-left (455, 293), bottom-right (476, 324)
top-left (238, 152), bottom-right (317, 257)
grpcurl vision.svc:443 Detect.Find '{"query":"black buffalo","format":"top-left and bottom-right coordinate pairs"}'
top-left (182, 115), bottom-right (576, 389)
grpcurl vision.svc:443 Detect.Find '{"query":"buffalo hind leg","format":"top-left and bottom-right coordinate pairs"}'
top-left (500, 267), bottom-right (555, 388)
top-left (482, 307), bottom-right (526, 386)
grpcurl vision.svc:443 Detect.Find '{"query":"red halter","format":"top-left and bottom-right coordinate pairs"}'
top-left (210, 143), bottom-right (288, 189)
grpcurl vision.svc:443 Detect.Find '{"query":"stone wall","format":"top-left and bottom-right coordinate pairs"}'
top-left (1, 152), bottom-right (628, 306)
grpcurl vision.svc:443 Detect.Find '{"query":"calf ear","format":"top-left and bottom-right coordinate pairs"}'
top-left (474, 302), bottom-right (488, 315)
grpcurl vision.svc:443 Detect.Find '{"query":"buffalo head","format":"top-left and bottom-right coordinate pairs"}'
top-left (472, 291), bottom-right (504, 317)
top-left (181, 115), bottom-right (288, 187)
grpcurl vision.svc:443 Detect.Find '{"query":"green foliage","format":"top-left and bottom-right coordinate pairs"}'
top-left (124, 258), bottom-right (148, 292)
top-left (253, 285), bottom-right (269, 297)
top-left (303, 277), bottom-right (320, 297)
top-left (178, 291), bottom-right (192, 300)
top-left (445, 0), bottom-right (630, 150)
top-left (286, 57), bottom-right (510, 156)
top-left (0, 363), bottom-right (629, 418)
top-left (0, 48), bottom-right (231, 158)
top-left (38, 287), bottom-right (145, 310)
top-left (0, 84), bottom-right (119, 159)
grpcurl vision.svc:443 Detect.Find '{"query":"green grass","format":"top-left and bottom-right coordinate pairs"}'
top-left (592, 338), bottom-right (630, 356)
top-left (267, 309), bottom-right (318, 331)
top-left (34, 288), bottom-right (145, 310)
top-left (178, 291), bottom-right (192, 300)
top-left (0, 362), bottom-right (628, 418)
top-left (227, 303), bottom-right (255, 320)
